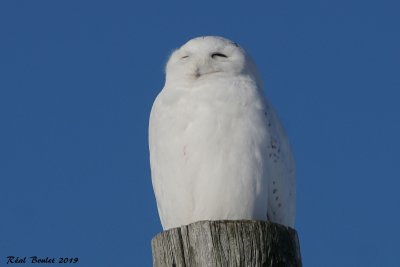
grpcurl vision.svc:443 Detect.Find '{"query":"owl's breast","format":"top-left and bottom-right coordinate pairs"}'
top-left (152, 76), bottom-right (269, 183)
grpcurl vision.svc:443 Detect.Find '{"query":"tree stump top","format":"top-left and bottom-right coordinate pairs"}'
top-left (152, 220), bottom-right (302, 267)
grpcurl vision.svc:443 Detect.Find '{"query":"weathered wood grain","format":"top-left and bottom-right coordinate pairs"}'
top-left (152, 220), bottom-right (302, 267)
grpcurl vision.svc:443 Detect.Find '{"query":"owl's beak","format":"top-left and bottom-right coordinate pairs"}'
top-left (194, 66), bottom-right (220, 78)
top-left (194, 60), bottom-right (209, 78)
top-left (194, 68), bottom-right (201, 78)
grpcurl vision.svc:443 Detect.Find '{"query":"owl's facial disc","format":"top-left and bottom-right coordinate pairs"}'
top-left (165, 36), bottom-right (249, 84)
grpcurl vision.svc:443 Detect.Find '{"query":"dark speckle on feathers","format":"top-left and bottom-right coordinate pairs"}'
top-left (268, 138), bottom-right (281, 163)
top-left (270, 139), bottom-right (277, 149)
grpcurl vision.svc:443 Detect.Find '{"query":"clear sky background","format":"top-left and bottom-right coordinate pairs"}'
top-left (0, 1), bottom-right (399, 266)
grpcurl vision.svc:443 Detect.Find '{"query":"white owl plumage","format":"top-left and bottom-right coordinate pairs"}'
top-left (149, 36), bottom-right (295, 230)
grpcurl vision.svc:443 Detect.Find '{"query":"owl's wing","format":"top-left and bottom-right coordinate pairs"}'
top-left (148, 93), bottom-right (168, 228)
top-left (265, 100), bottom-right (296, 227)
top-left (149, 89), bottom-right (192, 229)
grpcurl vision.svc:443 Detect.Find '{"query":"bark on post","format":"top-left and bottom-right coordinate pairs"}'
top-left (151, 220), bottom-right (302, 267)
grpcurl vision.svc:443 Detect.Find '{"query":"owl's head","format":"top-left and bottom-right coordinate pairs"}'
top-left (165, 36), bottom-right (259, 86)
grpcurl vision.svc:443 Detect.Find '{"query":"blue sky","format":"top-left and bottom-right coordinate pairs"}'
top-left (0, 1), bottom-right (399, 266)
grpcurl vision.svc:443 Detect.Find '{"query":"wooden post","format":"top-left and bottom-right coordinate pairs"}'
top-left (152, 220), bottom-right (302, 267)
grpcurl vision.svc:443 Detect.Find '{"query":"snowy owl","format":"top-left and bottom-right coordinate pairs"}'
top-left (149, 36), bottom-right (295, 230)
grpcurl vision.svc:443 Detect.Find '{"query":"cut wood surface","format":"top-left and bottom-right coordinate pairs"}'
top-left (152, 220), bottom-right (302, 267)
